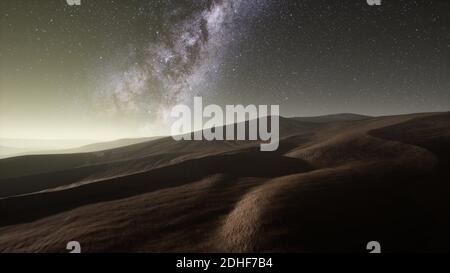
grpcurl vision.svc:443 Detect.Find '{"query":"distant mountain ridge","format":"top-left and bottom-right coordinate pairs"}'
top-left (0, 137), bottom-right (160, 159)
top-left (292, 113), bottom-right (371, 123)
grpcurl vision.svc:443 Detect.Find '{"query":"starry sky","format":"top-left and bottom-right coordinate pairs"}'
top-left (1, 0), bottom-right (449, 140)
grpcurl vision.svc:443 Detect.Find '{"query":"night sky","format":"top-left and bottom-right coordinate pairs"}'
top-left (1, 0), bottom-right (449, 139)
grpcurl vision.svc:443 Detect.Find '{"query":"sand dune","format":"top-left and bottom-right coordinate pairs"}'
top-left (0, 112), bottom-right (449, 252)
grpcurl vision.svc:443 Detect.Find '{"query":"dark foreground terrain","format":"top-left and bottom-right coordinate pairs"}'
top-left (0, 112), bottom-right (449, 252)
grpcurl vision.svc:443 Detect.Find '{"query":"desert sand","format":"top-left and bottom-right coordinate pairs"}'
top-left (0, 112), bottom-right (449, 252)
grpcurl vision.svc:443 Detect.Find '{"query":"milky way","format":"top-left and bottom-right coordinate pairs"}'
top-left (97, 0), bottom-right (269, 133)
top-left (2, 0), bottom-right (449, 139)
